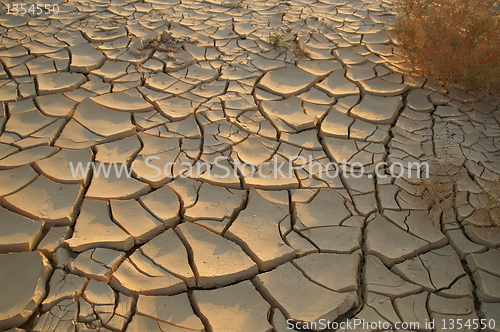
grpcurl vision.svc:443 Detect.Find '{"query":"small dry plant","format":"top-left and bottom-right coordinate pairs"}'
top-left (416, 161), bottom-right (456, 213)
top-left (143, 31), bottom-right (198, 52)
top-left (418, 178), bottom-right (452, 207)
top-left (268, 32), bottom-right (289, 49)
top-left (392, 0), bottom-right (500, 98)
top-left (416, 159), bottom-right (500, 227)
top-left (221, 1), bottom-right (244, 8)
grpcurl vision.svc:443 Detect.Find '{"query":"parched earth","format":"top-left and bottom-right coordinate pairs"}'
top-left (0, 0), bottom-right (499, 331)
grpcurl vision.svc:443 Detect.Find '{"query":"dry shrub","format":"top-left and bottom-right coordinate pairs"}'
top-left (392, 0), bottom-right (500, 96)
top-left (415, 160), bottom-right (456, 213)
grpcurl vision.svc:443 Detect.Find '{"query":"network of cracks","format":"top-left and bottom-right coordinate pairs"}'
top-left (0, 0), bottom-right (499, 331)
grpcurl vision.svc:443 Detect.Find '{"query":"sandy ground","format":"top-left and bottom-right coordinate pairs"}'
top-left (0, 0), bottom-right (499, 331)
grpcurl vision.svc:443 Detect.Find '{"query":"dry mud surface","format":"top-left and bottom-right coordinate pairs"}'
top-left (0, 0), bottom-right (499, 331)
